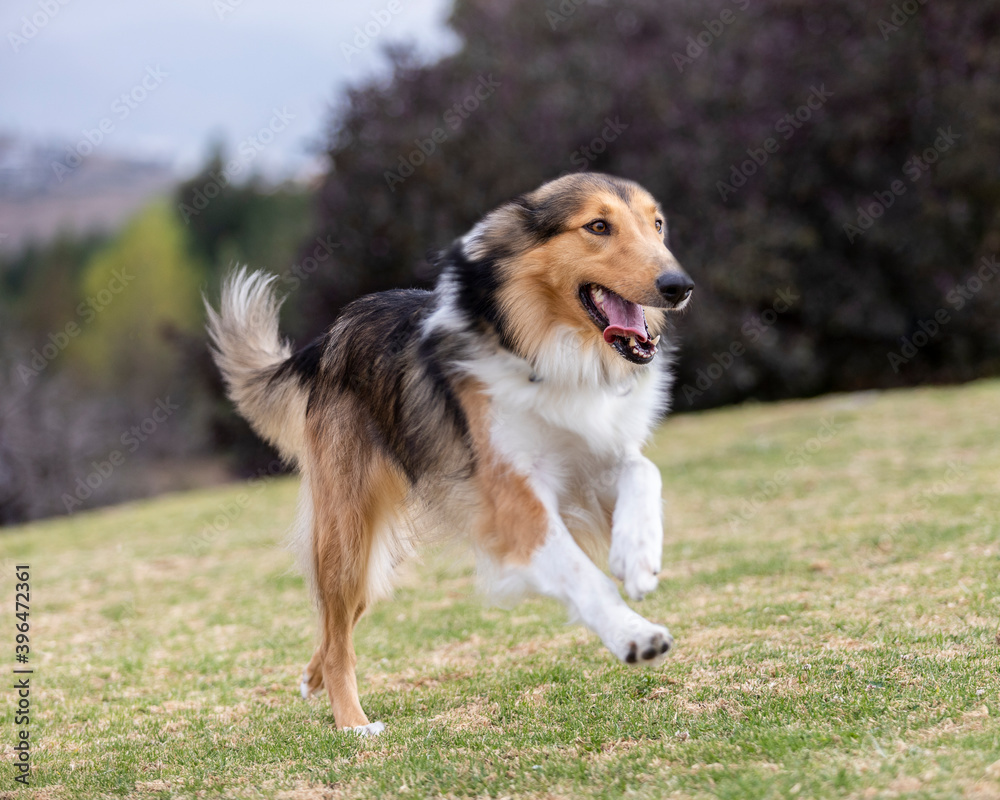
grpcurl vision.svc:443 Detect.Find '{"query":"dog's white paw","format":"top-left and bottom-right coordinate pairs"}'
top-left (624, 564), bottom-right (660, 601)
top-left (609, 542), bottom-right (661, 601)
top-left (609, 456), bottom-right (665, 601)
top-left (299, 670), bottom-right (322, 699)
top-left (605, 616), bottom-right (673, 667)
top-left (351, 721), bottom-right (385, 736)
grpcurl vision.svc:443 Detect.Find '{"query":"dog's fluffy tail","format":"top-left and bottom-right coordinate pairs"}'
top-left (204, 268), bottom-right (308, 465)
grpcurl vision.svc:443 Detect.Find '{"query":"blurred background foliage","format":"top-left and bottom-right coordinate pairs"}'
top-left (2, 0), bottom-right (999, 524)
top-left (75, 202), bottom-right (202, 390)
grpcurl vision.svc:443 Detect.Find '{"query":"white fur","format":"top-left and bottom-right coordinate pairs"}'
top-left (365, 516), bottom-right (417, 606)
top-left (351, 721), bottom-right (385, 736)
top-left (204, 268), bottom-right (306, 464)
top-left (496, 483), bottom-right (672, 666)
top-left (299, 669), bottom-right (321, 699)
top-left (421, 271), bottom-right (465, 336)
top-left (460, 315), bottom-right (675, 666)
top-left (609, 456), bottom-right (664, 601)
top-left (463, 336), bottom-right (669, 464)
top-left (288, 473), bottom-right (316, 600)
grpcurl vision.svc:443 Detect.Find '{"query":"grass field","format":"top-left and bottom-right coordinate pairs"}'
top-left (1, 380), bottom-right (998, 799)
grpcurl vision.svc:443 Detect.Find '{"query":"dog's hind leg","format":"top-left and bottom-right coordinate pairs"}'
top-left (299, 598), bottom-right (371, 700)
top-left (299, 647), bottom-right (324, 699)
top-left (315, 585), bottom-right (374, 733)
top-left (306, 402), bottom-right (407, 734)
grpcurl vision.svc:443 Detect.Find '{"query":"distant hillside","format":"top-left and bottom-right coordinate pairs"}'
top-left (0, 134), bottom-right (176, 253)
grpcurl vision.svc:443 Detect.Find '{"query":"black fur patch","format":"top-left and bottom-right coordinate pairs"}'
top-left (449, 244), bottom-right (518, 353)
top-left (311, 290), bottom-right (471, 483)
top-left (271, 336), bottom-right (326, 388)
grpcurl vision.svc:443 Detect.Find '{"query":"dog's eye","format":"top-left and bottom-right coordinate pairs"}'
top-left (655, 219), bottom-right (663, 233)
top-left (585, 220), bottom-right (609, 235)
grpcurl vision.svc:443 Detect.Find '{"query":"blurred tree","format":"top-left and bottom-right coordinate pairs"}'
top-left (73, 201), bottom-right (202, 393)
top-left (296, 0), bottom-right (1000, 409)
top-left (0, 148), bottom-right (318, 524)
top-left (0, 233), bottom-right (107, 337)
top-left (175, 146), bottom-right (314, 290)
top-left (173, 150), bottom-right (315, 475)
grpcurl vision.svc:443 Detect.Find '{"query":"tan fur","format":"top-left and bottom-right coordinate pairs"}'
top-left (456, 380), bottom-right (550, 563)
top-left (303, 394), bottom-right (409, 729)
top-left (495, 186), bottom-right (676, 372)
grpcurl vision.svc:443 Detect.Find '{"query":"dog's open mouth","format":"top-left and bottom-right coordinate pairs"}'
top-left (580, 284), bottom-right (659, 364)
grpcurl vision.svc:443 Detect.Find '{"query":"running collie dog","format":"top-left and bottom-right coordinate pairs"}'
top-left (205, 173), bottom-right (694, 735)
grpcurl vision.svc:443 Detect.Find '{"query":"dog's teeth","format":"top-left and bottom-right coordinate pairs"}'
top-left (628, 336), bottom-right (636, 347)
top-left (592, 287), bottom-right (605, 303)
top-left (651, 335), bottom-right (661, 346)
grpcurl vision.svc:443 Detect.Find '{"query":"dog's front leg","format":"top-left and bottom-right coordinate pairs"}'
top-left (487, 476), bottom-right (672, 667)
top-left (521, 507), bottom-right (673, 667)
top-left (608, 454), bottom-right (664, 601)
top-left (461, 380), bottom-right (671, 666)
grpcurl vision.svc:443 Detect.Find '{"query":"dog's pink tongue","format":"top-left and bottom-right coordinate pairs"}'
top-left (601, 292), bottom-right (648, 343)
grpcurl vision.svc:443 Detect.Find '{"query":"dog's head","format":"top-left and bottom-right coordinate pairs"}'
top-left (455, 173), bottom-right (693, 372)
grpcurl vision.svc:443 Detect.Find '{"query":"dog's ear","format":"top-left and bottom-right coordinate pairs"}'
top-left (505, 195), bottom-right (537, 231)
top-left (510, 194), bottom-right (566, 243)
top-left (462, 200), bottom-right (537, 262)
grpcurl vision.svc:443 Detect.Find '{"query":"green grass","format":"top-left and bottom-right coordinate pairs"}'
top-left (2, 381), bottom-right (999, 799)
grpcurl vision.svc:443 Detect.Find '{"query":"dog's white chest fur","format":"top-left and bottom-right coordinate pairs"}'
top-left (464, 340), bottom-right (669, 491)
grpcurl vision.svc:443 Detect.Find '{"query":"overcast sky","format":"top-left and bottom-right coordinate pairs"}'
top-left (1, 0), bottom-right (457, 178)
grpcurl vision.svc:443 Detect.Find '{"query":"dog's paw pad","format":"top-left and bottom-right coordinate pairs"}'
top-left (623, 629), bottom-right (673, 667)
top-left (351, 721), bottom-right (385, 736)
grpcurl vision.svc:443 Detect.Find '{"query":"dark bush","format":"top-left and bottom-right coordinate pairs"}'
top-left (295, 0), bottom-right (1000, 410)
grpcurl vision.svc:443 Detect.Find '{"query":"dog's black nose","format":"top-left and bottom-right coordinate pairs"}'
top-left (656, 272), bottom-right (694, 305)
